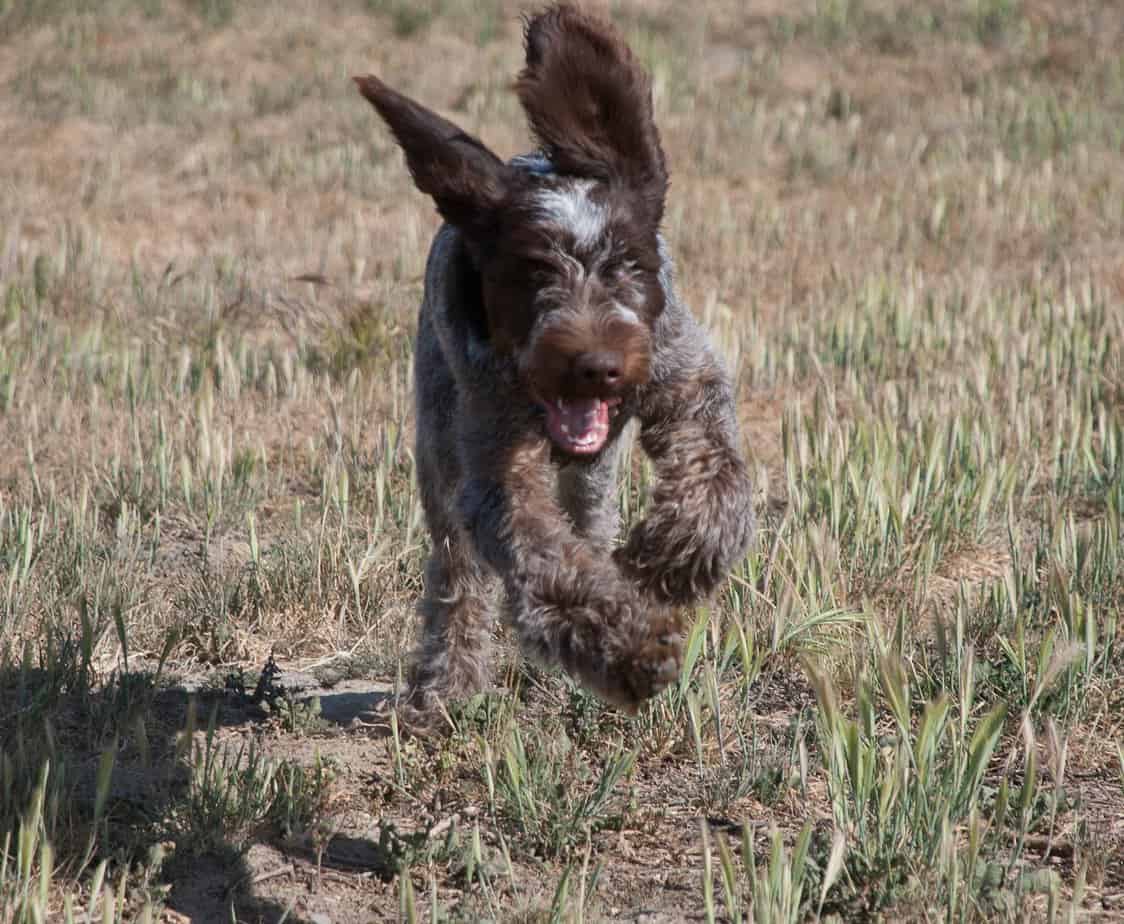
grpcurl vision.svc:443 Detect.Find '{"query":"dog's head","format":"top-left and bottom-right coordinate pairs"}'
top-left (354, 3), bottom-right (668, 456)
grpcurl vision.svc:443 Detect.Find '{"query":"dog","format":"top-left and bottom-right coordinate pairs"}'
top-left (353, 3), bottom-right (755, 721)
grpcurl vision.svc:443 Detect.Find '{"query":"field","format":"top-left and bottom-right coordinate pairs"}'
top-left (1, 0), bottom-right (1123, 920)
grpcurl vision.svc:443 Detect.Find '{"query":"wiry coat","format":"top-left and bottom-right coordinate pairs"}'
top-left (355, 4), bottom-right (755, 721)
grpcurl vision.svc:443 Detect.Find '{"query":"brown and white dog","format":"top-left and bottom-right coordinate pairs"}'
top-left (354, 3), bottom-right (755, 722)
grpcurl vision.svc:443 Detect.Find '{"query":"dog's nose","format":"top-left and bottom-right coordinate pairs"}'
top-left (573, 351), bottom-right (623, 391)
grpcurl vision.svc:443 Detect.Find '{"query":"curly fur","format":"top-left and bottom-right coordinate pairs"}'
top-left (354, 3), bottom-right (755, 726)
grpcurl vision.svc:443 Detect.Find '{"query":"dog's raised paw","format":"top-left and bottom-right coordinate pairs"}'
top-left (614, 615), bottom-right (684, 713)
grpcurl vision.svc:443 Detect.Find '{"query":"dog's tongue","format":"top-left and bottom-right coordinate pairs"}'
top-left (559, 398), bottom-right (606, 434)
top-left (545, 398), bottom-right (611, 455)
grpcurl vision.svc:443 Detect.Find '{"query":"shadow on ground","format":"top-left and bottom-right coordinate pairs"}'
top-left (0, 661), bottom-right (398, 923)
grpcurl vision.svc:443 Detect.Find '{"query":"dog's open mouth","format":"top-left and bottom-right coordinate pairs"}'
top-left (540, 397), bottom-right (622, 455)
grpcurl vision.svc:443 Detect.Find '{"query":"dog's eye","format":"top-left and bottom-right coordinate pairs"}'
top-left (602, 255), bottom-right (636, 282)
top-left (602, 258), bottom-right (624, 278)
top-left (523, 257), bottom-right (556, 280)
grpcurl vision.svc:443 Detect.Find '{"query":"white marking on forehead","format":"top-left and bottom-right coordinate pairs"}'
top-left (532, 180), bottom-right (608, 252)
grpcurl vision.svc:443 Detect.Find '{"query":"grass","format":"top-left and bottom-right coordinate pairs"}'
top-left (0, 0), bottom-right (1122, 920)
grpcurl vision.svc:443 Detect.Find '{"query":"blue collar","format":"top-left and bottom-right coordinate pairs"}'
top-left (508, 152), bottom-right (555, 177)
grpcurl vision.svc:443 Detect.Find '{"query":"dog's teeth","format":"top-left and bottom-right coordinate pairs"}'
top-left (557, 399), bottom-right (567, 411)
top-left (560, 423), bottom-right (570, 435)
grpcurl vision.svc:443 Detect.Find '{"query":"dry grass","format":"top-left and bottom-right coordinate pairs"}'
top-left (1, 0), bottom-right (1123, 921)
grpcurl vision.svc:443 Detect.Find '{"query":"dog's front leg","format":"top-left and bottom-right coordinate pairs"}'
top-left (616, 336), bottom-right (756, 607)
top-left (459, 429), bottom-right (680, 711)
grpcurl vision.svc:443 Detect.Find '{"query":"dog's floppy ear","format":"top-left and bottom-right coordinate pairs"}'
top-left (354, 75), bottom-right (509, 235)
top-left (517, 4), bottom-right (668, 225)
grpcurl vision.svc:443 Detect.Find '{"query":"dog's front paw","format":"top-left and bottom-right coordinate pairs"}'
top-left (618, 608), bottom-right (684, 711)
top-left (581, 606), bottom-right (683, 713)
